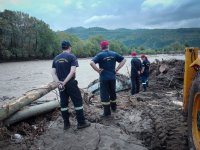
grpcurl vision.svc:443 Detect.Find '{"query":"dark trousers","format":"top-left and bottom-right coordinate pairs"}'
top-left (141, 74), bottom-right (149, 92)
top-left (59, 80), bottom-right (85, 125)
top-left (100, 80), bottom-right (116, 115)
top-left (131, 75), bottom-right (140, 95)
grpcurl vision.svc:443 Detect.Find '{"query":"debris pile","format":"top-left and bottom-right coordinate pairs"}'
top-left (150, 59), bottom-right (184, 89)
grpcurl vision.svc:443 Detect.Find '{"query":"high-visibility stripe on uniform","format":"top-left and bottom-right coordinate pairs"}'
top-left (110, 100), bottom-right (116, 103)
top-left (75, 106), bottom-right (83, 110)
top-left (142, 83), bottom-right (146, 85)
top-left (61, 107), bottom-right (68, 111)
top-left (101, 102), bottom-right (110, 105)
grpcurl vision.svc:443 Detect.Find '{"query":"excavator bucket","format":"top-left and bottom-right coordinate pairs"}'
top-left (190, 57), bottom-right (200, 68)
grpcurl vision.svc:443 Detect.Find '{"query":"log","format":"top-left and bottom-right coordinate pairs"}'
top-left (4, 100), bottom-right (60, 126)
top-left (87, 74), bottom-right (131, 95)
top-left (0, 82), bottom-right (58, 121)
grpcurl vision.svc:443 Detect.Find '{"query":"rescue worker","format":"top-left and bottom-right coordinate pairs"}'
top-left (140, 54), bottom-right (150, 92)
top-left (130, 52), bottom-right (142, 95)
top-left (90, 40), bottom-right (126, 117)
top-left (51, 41), bottom-right (90, 130)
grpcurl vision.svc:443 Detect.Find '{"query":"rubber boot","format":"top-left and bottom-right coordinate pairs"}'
top-left (110, 102), bottom-right (117, 112)
top-left (100, 105), bottom-right (111, 118)
top-left (143, 84), bottom-right (147, 92)
top-left (61, 111), bottom-right (70, 130)
top-left (76, 109), bottom-right (91, 129)
top-left (146, 81), bottom-right (149, 87)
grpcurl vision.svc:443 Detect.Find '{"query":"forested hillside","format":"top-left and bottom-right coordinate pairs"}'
top-left (1, 10), bottom-right (198, 61)
top-left (0, 10), bottom-right (131, 61)
top-left (65, 27), bottom-right (200, 49)
top-left (0, 10), bottom-right (59, 60)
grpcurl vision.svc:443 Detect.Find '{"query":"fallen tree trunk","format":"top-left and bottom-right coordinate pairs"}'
top-left (4, 100), bottom-right (60, 126)
top-left (87, 74), bottom-right (131, 95)
top-left (0, 82), bottom-right (58, 121)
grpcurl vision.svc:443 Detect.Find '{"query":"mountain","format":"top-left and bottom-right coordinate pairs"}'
top-left (64, 27), bottom-right (200, 49)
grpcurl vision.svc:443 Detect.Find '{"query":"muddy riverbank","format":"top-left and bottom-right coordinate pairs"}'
top-left (0, 59), bottom-right (187, 150)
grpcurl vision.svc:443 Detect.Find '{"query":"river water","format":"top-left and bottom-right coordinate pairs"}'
top-left (0, 54), bottom-right (185, 101)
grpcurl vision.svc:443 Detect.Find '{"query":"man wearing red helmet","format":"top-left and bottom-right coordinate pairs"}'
top-left (90, 40), bottom-right (126, 118)
top-left (140, 54), bottom-right (150, 92)
top-left (130, 52), bottom-right (142, 95)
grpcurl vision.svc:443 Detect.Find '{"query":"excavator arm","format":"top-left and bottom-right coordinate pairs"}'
top-left (183, 47), bottom-right (200, 150)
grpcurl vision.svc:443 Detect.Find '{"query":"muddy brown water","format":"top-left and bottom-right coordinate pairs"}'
top-left (0, 54), bottom-right (184, 101)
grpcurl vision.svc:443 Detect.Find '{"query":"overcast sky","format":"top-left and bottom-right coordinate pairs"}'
top-left (0, 0), bottom-right (200, 31)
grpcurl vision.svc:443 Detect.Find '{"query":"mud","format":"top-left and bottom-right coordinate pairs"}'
top-left (0, 59), bottom-right (188, 150)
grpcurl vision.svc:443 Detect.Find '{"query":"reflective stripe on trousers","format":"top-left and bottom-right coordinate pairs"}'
top-left (110, 100), bottom-right (116, 103)
top-left (75, 106), bottom-right (83, 110)
top-left (61, 107), bottom-right (68, 111)
top-left (101, 101), bottom-right (110, 105)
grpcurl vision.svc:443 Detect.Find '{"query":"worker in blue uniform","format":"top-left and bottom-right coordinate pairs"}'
top-left (140, 54), bottom-right (150, 92)
top-left (90, 40), bottom-right (126, 117)
top-left (130, 52), bottom-right (142, 95)
top-left (51, 41), bottom-right (90, 130)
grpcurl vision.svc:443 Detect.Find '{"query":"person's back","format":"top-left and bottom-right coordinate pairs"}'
top-left (53, 52), bottom-right (77, 81)
top-left (131, 56), bottom-right (142, 76)
top-left (142, 59), bottom-right (150, 75)
top-left (51, 40), bottom-right (90, 130)
top-left (141, 54), bottom-right (150, 92)
top-left (130, 52), bottom-right (141, 95)
top-left (94, 50), bottom-right (122, 81)
top-left (90, 40), bottom-right (126, 117)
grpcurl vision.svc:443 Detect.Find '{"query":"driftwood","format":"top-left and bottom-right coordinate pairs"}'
top-left (159, 64), bottom-right (169, 73)
top-left (4, 100), bottom-right (60, 126)
top-left (0, 82), bottom-right (58, 121)
top-left (87, 74), bottom-right (131, 95)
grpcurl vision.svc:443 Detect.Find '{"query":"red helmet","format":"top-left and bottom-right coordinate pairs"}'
top-left (131, 52), bottom-right (137, 56)
top-left (100, 41), bottom-right (109, 47)
top-left (141, 54), bottom-right (146, 58)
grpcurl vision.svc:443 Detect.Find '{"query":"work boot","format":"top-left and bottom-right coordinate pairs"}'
top-left (146, 81), bottom-right (149, 87)
top-left (77, 120), bottom-right (91, 129)
top-left (76, 109), bottom-right (86, 125)
top-left (100, 105), bottom-right (111, 119)
top-left (64, 121), bottom-right (70, 130)
top-left (61, 110), bottom-right (70, 130)
top-left (103, 105), bottom-right (111, 115)
top-left (110, 103), bottom-right (117, 112)
top-left (143, 84), bottom-right (147, 92)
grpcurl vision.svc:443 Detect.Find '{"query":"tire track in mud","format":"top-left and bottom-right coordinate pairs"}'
top-left (139, 93), bottom-right (188, 150)
top-left (108, 89), bottom-right (188, 150)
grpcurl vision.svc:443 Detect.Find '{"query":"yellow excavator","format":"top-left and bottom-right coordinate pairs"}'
top-left (183, 47), bottom-right (200, 150)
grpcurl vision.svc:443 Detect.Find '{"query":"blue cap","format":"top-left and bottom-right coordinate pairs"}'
top-left (61, 41), bottom-right (71, 49)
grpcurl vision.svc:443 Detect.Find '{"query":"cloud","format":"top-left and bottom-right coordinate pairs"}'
top-left (84, 15), bottom-right (120, 24)
top-left (140, 0), bottom-right (200, 27)
top-left (40, 4), bottom-right (62, 15)
top-left (0, 0), bottom-right (199, 30)
top-left (142, 0), bottom-right (176, 8)
top-left (64, 0), bottom-right (72, 6)
top-left (91, 1), bottom-right (102, 8)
